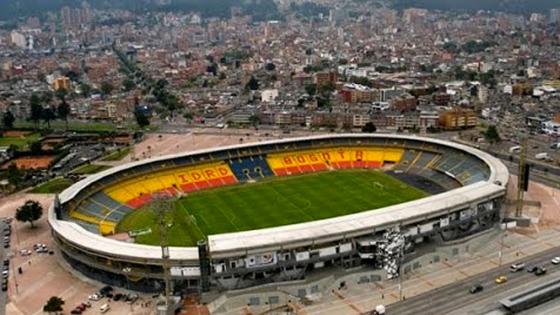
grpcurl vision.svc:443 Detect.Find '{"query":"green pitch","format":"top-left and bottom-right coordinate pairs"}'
top-left (116, 170), bottom-right (427, 246)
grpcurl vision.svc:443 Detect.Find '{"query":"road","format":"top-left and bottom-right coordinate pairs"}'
top-left (387, 246), bottom-right (560, 315)
top-left (0, 221), bottom-right (8, 315)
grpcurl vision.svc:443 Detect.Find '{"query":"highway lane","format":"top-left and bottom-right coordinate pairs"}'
top-left (387, 246), bottom-right (560, 315)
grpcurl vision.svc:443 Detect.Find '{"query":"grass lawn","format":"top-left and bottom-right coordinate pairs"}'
top-left (30, 177), bottom-right (73, 194)
top-left (0, 133), bottom-right (40, 149)
top-left (101, 147), bottom-right (131, 161)
top-left (117, 170), bottom-right (428, 246)
top-left (72, 163), bottom-right (111, 174)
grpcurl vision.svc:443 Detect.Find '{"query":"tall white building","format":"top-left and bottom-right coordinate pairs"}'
top-left (10, 31), bottom-right (28, 49)
top-left (550, 8), bottom-right (560, 24)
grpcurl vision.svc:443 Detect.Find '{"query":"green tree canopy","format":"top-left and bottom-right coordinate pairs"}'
top-left (483, 125), bottom-right (501, 143)
top-left (362, 122), bottom-right (377, 133)
top-left (100, 81), bottom-right (114, 96)
top-left (29, 93), bottom-right (43, 129)
top-left (43, 296), bottom-right (64, 314)
top-left (2, 110), bottom-right (15, 129)
top-left (246, 76), bottom-right (260, 91)
top-left (16, 200), bottom-right (43, 228)
top-left (6, 163), bottom-right (22, 188)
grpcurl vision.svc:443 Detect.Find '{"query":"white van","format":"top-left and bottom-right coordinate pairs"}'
top-left (509, 146), bottom-right (521, 153)
top-left (100, 303), bottom-right (110, 313)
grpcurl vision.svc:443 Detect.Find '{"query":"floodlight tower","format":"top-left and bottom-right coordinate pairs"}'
top-left (152, 192), bottom-right (173, 312)
top-left (516, 137), bottom-right (528, 217)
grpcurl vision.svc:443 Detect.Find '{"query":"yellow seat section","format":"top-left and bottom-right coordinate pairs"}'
top-left (104, 161), bottom-right (236, 204)
top-left (99, 221), bottom-right (117, 235)
top-left (70, 210), bottom-right (100, 225)
top-left (381, 148), bottom-right (404, 162)
top-left (69, 210), bottom-right (116, 235)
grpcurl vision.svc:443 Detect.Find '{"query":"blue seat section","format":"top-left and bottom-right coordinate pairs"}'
top-left (229, 155), bottom-right (274, 181)
top-left (76, 191), bottom-right (134, 223)
top-left (90, 191), bottom-right (133, 213)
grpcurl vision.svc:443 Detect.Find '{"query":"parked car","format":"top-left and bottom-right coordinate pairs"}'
top-left (89, 293), bottom-right (101, 301)
top-left (100, 303), bottom-right (110, 313)
top-left (551, 257), bottom-right (560, 265)
top-left (469, 283), bottom-right (484, 294)
top-left (70, 309), bottom-right (82, 314)
top-left (99, 285), bottom-right (113, 296)
top-left (113, 293), bottom-right (123, 301)
top-left (126, 293), bottom-right (139, 304)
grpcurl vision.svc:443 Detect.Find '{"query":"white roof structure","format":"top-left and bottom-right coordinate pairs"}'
top-left (49, 134), bottom-right (508, 262)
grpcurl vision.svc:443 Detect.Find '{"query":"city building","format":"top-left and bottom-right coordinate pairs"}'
top-left (439, 108), bottom-right (478, 130)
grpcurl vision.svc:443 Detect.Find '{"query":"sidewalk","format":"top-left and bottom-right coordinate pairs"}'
top-left (220, 227), bottom-right (560, 315)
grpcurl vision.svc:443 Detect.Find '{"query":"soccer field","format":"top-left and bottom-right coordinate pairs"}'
top-left (116, 170), bottom-right (428, 246)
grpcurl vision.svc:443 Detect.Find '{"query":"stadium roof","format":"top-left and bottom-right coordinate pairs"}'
top-left (50, 133), bottom-right (509, 261)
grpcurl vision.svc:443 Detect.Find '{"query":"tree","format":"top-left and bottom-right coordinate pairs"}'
top-left (183, 112), bottom-right (193, 123)
top-left (317, 81), bottom-right (336, 96)
top-left (100, 81), bottom-right (114, 96)
top-left (483, 125), bottom-right (501, 144)
top-left (304, 84), bottom-right (317, 96)
top-left (80, 82), bottom-right (91, 97)
top-left (57, 102), bottom-right (70, 130)
top-left (43, 296), bottom-right (64, 314)
top-left (245, 76), bottom-right (260, 91)
top-left (41, 107), bottom-right (56, 129)
top-left (2, 110), bottom-right (15, 129)
top-left (134, 109), bottom-right (150, 128)
top-left (16, 200), bottom-right (43, 228)
top-left (207, 63), bottom-right (218, 76)
top-left (122, 78), bottom-right (135, 91)
top-left (265, 62), bottom-right (276, 71)
top-left (362, 122), bottom-right (377, 133)
top-left (29, 93), bottom-right (43, 130)
top-left (6, 163), bottom-right (22, 188)
top-left (249, 115), bottom-right (260, 127)
top-left (55, 89), bottom-right (67, 103)
top-left (29, 142), bottom-right (42, 155)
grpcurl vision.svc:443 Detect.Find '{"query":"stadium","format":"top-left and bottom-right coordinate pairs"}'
top-left (48, 134), bottom-right (509, 294)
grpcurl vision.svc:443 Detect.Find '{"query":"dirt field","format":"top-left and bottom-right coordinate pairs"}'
top-left (109, 128), bottom-right (316, 166)
top-left (505, 174), bottom-right (560, 230)
top-left (1, 156), bottom-right (54, 170)
top-left (1, 132), bottom-right (32, 138)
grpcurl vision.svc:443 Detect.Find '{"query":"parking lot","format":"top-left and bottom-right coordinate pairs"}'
top-left (0, 194), bottom-right (159, 315)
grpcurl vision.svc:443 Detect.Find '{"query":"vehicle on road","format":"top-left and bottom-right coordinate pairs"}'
top-left (369, 304), bottom-right (385, 315)
top-left (510, 263), bottom-right (525, 272)
top-left (527, 265), bottom-right (538, 273)
top-left (469, 283), bottom-right (484, 294)
top-left (496, 275), bottom-right (508, 284)
top-left (535, 266), bottom-right (547, 276)
top-left (552, 257), bottom-right (560, 265)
